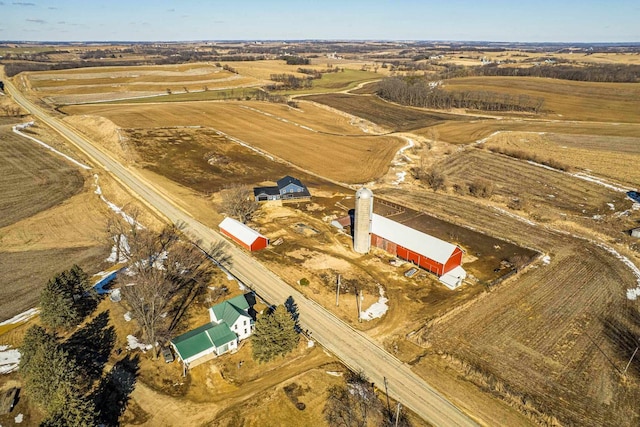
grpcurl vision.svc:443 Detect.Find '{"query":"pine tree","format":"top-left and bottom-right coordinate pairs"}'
top-left (41, 390), bottom-right (97, 427)
top-left (39, 265), bottom-right (89, 330)
top-left (252, 304), bottom-right (299, 362)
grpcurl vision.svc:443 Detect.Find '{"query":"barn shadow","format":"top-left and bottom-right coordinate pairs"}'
top-left (92, 353), bottom-right (140, 427)
top-left (64, 310), bottom-right (116, 383)
top-left (601, 308), bottom-right (640, 377)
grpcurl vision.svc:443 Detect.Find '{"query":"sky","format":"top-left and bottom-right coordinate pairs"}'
top-left (1, 0), bottom-right (639, 43)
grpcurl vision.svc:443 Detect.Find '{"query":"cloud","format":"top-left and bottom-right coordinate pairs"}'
top-left (13, 2), bottom-right (36, 5)
top-left (0, 2), bottom-right (5, 5)
top-left (167, 8), bottom-right (175, 12)
top-left (26, 18), bottom-right (45, 24)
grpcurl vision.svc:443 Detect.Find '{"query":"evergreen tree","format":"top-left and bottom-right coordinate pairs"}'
top-left (19, 325), bottom-right (57, 373)
top-left (252, 304), bottom-right (299, 362)
top-left (39, 265), bottom-right (90, 330)
top-left (41, 390), bottom-right (98, 427)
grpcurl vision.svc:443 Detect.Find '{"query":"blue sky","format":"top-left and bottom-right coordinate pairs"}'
top-left (1, 0), bottom-right (638, 42)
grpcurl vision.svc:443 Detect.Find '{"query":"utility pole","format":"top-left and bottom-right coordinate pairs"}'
top-left (357, 289), bottom-right (363, 323)
top-left (336, 274), bottom-right (341, 306)
top-left (384, 377), bottom-right (392, 421)
top-left (395, 402), bottom-right (402, 427)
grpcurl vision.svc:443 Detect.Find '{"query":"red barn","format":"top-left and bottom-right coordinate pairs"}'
top-left (370, 214), bottom-right (463, 276)
top-left (219, 217), bottom-right (269, 251)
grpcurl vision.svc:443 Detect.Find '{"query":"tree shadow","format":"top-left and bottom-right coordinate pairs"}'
top-left (601, 308), bottom-right (640, 377)
top-left (92, 353), bottom-right (140, 427)
top-left (64, 310), bottom-right (116, 384)
top-left (285, 296), bottom-right (301, 332)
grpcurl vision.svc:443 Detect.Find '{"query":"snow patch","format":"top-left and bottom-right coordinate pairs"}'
top-left (492, 207), bottom-right (537, 226)
top-left (607, 203), bottom-right (615, 211)
top-left (106, 234), bottom-right (130, 263)
top-left (392, 171), bottom-right (406, 186)
top-left (0, 345), bottom-right (21, 374)
top-left (126, 335), bottom-right (152, 352)
top-left (541, 255), bottom-right (551, 265)
top-left (572, 172), bottom-right (631, 193)
top-left (14, 414), bottom-right (23, 424)
top-left (0, 308), bottom-right (39, 326)
top-left (93, 175), bottom-right (142, 228)
top-left (13, 122), bottom-right (91, 170)
top-left (307, 340), bottom-right (315, 348)
top-left (359, 286), bottom-right (389, 321)
top-left (124, 311), bottom-right (132, 322)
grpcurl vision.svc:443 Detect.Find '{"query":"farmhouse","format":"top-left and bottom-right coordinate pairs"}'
top-left (253, 175), bottom-right (311, 202)
top-left (353, 188), bottom-right (466, 289)
top-left (171, 293), bottom-right (255, 368)
top-left (219, 217), bottom-right (269, 251)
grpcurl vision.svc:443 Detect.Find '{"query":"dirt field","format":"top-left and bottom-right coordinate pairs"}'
top-left (302, 93), bottom-right (469, 132)
top-left (0, 124), bottom-right (84, 227)
top-left (60, 101), bottom-right (404, 183)
top-left (442, 77), bottom-right (640, 123)
top-left (374, 186), bottom-right (640, 426)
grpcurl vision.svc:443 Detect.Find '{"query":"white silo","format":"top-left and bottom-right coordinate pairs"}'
top-left (353, 187), bottom-right (373, 254)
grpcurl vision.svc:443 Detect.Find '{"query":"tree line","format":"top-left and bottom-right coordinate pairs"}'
top-left (267, 73), bottom-right (316, 90)
top-left (378, 77), bottom-right (544, 113)
top-left (436, 62), bottom-right (640, 83)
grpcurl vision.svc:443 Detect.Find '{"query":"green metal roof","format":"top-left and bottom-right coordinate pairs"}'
top-left (210, 294), bottom-right (250, 326)
top-left (171, 322), bottom-right (236, 361)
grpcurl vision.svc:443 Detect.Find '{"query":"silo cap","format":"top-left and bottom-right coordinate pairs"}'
top-left (356, 187), bottom-right (373, 198)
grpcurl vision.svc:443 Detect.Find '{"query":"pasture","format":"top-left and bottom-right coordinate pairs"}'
top-left (61, 101), bottom-right (404, 183)
top-left (485, 132), bottom-right (640, 187)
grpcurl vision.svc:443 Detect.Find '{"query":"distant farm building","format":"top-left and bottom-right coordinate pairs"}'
top-left (171, 294), bottom-right (255, 369)
top-left (219, 217), bottom-right (269, 251)
top-left (253, 175), bottom-right (310, 202)
top-left (352, 188), bottom-right (466, 290)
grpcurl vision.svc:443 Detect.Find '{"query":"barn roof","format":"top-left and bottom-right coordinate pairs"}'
top-left (219, 217), bottom-right (266, 246)
top-left (370, 214), bottom-right (458, 265)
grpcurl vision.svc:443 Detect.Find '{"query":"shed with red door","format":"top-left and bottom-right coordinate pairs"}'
top-left (370, 214), bottom-right (463, 276)
top-left (219, 217), bottom-right (269, 251)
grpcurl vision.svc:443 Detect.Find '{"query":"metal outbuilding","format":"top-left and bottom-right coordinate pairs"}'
top-left (219, 217), bottom-right (269, 251)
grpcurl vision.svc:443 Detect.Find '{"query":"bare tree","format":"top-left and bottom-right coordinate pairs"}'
top-left (220, 184), bottom-right (259, 224)
top-left (422, 167), bottom-right (447, 192)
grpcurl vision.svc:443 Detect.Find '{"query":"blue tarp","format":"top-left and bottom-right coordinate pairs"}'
top-left (627, 191), bottom-right (640, 204)
top-left (93, 270), bottom-right (122, 295)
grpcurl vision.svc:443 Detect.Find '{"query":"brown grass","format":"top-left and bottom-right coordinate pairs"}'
top-left (486, 132), bottom-right (640, 187)
top-left (302, 93), bottom-right (468, 132)
top-left (443, 77), bottom-right (640, 122)
top-left (61, 101), bottom-right (404, 183)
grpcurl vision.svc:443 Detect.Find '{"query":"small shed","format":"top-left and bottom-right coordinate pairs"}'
top-left (219, 217), bottom-right (269, 251)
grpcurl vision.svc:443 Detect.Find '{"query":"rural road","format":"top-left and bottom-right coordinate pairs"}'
top-left (5, 76), bottom-right (479, 427)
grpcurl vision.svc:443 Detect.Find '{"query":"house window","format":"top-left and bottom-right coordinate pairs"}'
top-left (234, 325), bottom-right (237, 330)
top-left (244, 329), bottom-right (247, 335)
top-left (243, 320), bottom-right (247, 326)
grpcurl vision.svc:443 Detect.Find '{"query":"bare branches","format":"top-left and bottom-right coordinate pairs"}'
top-left (220, 184), bottom-right (259, 224)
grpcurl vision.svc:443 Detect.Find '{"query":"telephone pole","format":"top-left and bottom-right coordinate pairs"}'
top-left (336, 274), bottom-right (341, 306)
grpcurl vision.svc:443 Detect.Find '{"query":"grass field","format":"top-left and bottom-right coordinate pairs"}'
top-left (0, 124), bottom-right (84, 228)
top-left (442, 77), bottom-right (640, 122)
top-left (484, 132), bottom-right (640, 187)
top-left (438, 147), bottom-right (630, 218)
top-left (427, 119), bottom-right (640, 144)
top-left (279, 69), bottom-right (381, 95)
top-left (61, 101), bottom-right (404, 183)
top-left (302, 93), bottom-right (468, 132)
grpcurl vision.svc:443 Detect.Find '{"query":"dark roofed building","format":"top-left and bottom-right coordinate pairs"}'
top-left (254, 175), bottom-right (310, 202)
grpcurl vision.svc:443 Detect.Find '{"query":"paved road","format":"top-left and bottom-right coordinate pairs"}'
top-left (6, 77), bottom-right (479, 427)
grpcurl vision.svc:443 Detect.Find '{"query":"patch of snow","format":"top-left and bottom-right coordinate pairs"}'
top-left (13, 122), bottom-right (91, 170)
top-left (106, 234), bottom-right (130, 263)
top-left (392, 171), bottom-right (406, 186)
top-left (572, 172), bottom-right (631, 193)
top-left (492, 206), bottom-right (537, 226)
top-left (0, 308), bottom-right (39, 326)
top-left (326, 371), bottom-right (343, 377)
top-left (93, 175), bottom-right (143, 228)
top-left (526, 160), bottom-right (563, 173)
top-left (607, 203), bottom-right (615, 211)
top-left (14, 414), bottom-right (23, 424)
top-left (123, 311), bottom-right (132, 322)
top-left (474, 130), bottom-right (503, 145)
top-left (0, 345), bottom-right (21, 374)
top-left (109, 288), bottom-right (122, 302)
top-left (359, 286), bottom-right (389, 321)
top-left (307, 340), bottom-right (314, 348)
top-left (541, 255), bottom-right (551, 265)
top-left (126, 335), bottom-right (152, 352)
top-left (592, 215), bottom-right (604, 220)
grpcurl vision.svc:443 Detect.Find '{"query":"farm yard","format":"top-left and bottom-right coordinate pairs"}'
top-left (60, 101), bottom-right (404, 183)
